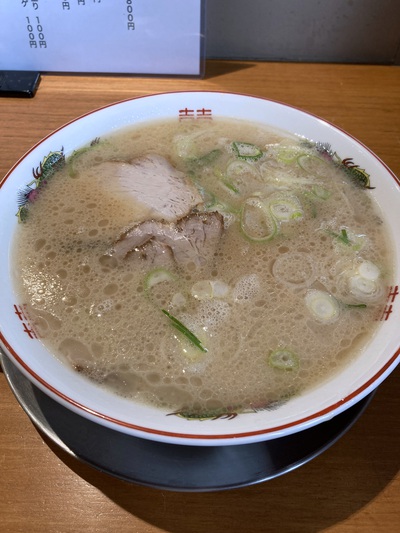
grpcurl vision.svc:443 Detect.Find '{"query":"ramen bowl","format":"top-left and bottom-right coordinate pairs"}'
top-left (1, 91), bottom-right (399, 447)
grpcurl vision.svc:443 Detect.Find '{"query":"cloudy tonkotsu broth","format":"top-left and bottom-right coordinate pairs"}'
top-left (13, 117), bottom-right (393, 416)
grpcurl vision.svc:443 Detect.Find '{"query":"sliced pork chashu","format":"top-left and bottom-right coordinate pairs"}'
top-left (94, 154), bottom-right (203, 223)
top-left (112, 212), bottom-right (224, 270)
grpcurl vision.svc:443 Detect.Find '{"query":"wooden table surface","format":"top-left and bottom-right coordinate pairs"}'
top-left (1, 61), bottom-right (399, 533)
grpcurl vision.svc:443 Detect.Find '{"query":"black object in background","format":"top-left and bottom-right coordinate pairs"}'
top-left (0, 71), bottom-right (41, 98)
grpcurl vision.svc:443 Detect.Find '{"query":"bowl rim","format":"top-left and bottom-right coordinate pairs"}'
top-left (1, 90), bottom-right (400, 445)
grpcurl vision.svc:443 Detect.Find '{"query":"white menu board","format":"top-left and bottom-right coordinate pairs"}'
top-left (0, 0), bottom-right (204, 76)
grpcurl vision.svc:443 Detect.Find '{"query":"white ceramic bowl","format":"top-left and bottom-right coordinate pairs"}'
top-left (1, 91), bottom-right (400, 446)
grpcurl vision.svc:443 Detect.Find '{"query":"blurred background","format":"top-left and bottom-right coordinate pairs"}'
top-left (205, 0), bottom-right (400, 64)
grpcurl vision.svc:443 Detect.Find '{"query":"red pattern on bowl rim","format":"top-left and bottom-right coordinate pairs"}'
top-left (1, 91), bottom-right (399, 445)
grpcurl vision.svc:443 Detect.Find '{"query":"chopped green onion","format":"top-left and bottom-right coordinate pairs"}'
top-left (240, 196), bottom-right (277, 242)
top-left (195, 183), bottom-right (216, 209)
top-left (226, 160), bottom-right (261, 184)
top-left (222, 178), bottom-right (240, 194)
top-left (198, 149), bottom-right (222, 165)
top-left (303, 185), bottom-right (331, 217)
top-left (340, 261), bottom-right (383, 303)
top-left (305, 289), bottom-right (340, 324)
top-left (162, 309), bottom-right (208, 353)
top-left (232, 141), bottom-right (263, 161)
top-left (144, 268), bottom-right (176, 291)
top-left (196, 184), bottom-right (237, 219)
top-left (194, 182), bottom-right (236, 216)
top-left (276, 146), bottom-right (303, 163)
top-left (190, 149), bottom-right (222, 168)
top-left (218, 160), bottom-right (262, 196)
top-left (340, 229), bottom-right (350, 245)
top-left (191, 279), bottom-right (230, 300)
top-left (269, 349), bottom-right (299, 371)
top-left (297, 154), bottom-right (329, 178)
top-left (260, 162), bottom-right (316, 187)
top-left (327, 227), bottom-right (365, 251)
top-left (67, 141), bottom-right (101, 177)
top-left (173, 131), bottom-right (209, 159)
top-left (349, 276), bottom-right (381, 300)
top-left (358, 260), bottom-right (380, 281)
top-left (311, 185), bottom-right (331, 200)
top-left (268, 194), bottom-right (304, 222)
top-left (327, 228), bottom-right (351, 246)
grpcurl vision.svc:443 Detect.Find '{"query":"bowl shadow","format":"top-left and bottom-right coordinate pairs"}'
top-left (41, 366), bottom-right (400, 533)
top-left (203, 60), bottom-right (256, 80)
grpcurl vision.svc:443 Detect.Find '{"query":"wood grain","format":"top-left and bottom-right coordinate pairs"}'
top-left (1, 61), bottom-right (400, 533)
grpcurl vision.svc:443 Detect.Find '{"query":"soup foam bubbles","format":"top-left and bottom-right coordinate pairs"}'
top-left (12, 117), bottom-right (393, 416)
